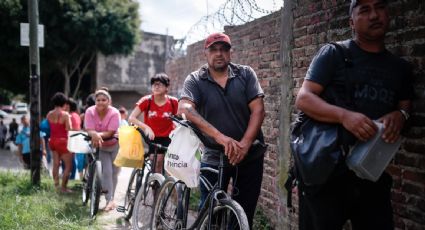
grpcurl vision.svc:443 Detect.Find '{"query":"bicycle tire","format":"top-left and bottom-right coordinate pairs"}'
top-left (132, 173), bottom-right (165, 230)
top-left (198, 198), bottom-right (249, 230)
top-left (89, 167), bottom-right (101, 218)
top-left (81, 164), bottom-right (92, 206)
top-left (123, 168), bottom-right (140, 220)
top-left (151, 176), bottom-right (186, 230)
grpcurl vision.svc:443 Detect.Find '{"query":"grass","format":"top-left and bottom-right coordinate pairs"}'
top-left (188, 187), bottom-right (201, 211)
top-left (0, 171), bottom-right (99, 230)
top-left (253, 208), bottom-right (273, 230)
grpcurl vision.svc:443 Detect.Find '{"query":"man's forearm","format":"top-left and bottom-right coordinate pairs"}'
top-left (241, 100), bottom-right (265, 145)
top-left (179, 104), bottom-right (221, 139)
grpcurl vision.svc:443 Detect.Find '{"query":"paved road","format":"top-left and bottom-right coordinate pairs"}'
top-left (0, 146), bottom-right (24, 171)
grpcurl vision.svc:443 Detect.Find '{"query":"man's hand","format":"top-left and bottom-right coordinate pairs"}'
top-left (215, 133), bottom-right (241, 164)
top-left (229, 139), bottom-right (251, 165)
top-left (378, 111), bottom-right (405, 143)
top-left (341, 110), bottom-right (378, 142)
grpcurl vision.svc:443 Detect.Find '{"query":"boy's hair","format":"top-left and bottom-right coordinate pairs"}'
top-left (150, 73), bottom-right (170, 86)
top-left (67, 98), bottom-right (78, 113)
top-left (85, 93), bottom-right (96, 107)
top-left (51, 92), bottom-right (68, 107)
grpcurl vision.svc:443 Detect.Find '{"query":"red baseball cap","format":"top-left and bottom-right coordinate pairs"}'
top-left (204, 32), bottom-right (231, 49)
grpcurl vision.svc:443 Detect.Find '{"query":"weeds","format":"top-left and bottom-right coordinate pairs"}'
top-left (0, 171), bottom-right (98, 230)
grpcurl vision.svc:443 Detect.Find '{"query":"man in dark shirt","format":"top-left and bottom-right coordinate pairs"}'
top-left (295, 0), bottom-right (413, 229)
top-left (178, 32), bottom-right (266, 228)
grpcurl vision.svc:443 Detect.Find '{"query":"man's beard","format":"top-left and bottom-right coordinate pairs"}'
top-left (211, 62), bottom-right (229, 72)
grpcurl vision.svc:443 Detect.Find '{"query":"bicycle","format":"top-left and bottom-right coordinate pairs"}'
top-left (68, 131), bottom-right (115, 218)
top-left (151, 117), bottom-right (250, 230)
top-left (115, 126), bottom-right (168, 230)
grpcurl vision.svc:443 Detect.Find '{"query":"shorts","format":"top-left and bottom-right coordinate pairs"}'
top-left (49, 138), bottom-right (70, 155)
top-left (148, 137), bottom-right (171, 155)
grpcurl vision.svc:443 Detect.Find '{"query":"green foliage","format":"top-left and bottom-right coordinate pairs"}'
top-left (189, 187), bottom-right (201, 211)
top-left (0, 0), bottom-right (141, 96)
top-left (0, 88), bottom-right (15, 105)
top-left (0, 171), bottom-right (99, 229)
top-left (253, 208), bottom-right (273, 230)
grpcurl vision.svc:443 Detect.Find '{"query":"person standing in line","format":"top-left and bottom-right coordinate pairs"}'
top-left (294, 0), bottom-right (414, 229)
top-left (128, 73), bottom-right (178, 174)
top-left (68, 98), bottom-right (82, 180)
top-left (15, 115), bottom-right (46, 169)
top-left (9, 118), bottom-right (18, 142)
top-left (47, 92), bottom-right (73, 192)
top-left (118, 106), bottom-right (129, 127)
top-left (84, 88), bottom-right (120, 211)
top-left (178, 32), bottom-right (266, 229)
top-left (0, 120), bottom-right (7, 148)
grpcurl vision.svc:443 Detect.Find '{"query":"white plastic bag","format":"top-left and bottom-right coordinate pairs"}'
top-left (165, 124), bottom-right (202, 188)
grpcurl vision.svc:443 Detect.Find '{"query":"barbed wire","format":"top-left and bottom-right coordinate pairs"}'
top-left (170, 0), bottom-right (282, 57)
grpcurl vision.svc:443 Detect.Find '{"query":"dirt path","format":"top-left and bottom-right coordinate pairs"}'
top-left (97, 167), bottom-right (133, 229)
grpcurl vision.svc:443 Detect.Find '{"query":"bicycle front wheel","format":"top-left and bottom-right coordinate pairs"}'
top-left (152, 177), bottom-right (186, 230)
top-left (132, 173), bottom-right (164, 230)
top-left (89, 167), bottom-right (101, 218)
top-left (81, 164), bottom-right (92, 206)
top-left (123, 168), bottom-right (142, 220)
top-left (198, 198), bottom-right (249, 230)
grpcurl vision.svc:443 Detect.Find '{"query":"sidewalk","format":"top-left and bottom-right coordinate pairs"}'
top-left (97, 167), bottom-right (133, 229)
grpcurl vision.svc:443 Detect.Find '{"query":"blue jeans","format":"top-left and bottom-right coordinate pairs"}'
top-left (199, 156), bottom-right (264, 229)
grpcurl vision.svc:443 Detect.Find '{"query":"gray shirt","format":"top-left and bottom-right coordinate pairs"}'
top-left (180, 63), bottom-right (265, 166)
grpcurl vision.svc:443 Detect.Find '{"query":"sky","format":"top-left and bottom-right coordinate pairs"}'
top-left (138, 0), bottom-right (283, 45)
top-left (138, 0), bottom-right (225, 39)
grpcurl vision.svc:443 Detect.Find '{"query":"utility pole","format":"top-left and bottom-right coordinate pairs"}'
top-left (28, 0), bottom-right (41, 186)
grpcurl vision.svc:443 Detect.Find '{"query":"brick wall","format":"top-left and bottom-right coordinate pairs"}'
top-left (165, 0), bottom-right (425, 229)
top-left (288, 0), bottom-right (425, 229)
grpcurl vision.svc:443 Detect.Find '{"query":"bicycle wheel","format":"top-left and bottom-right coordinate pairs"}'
top-left (81, 164), bottom-right (92, 206)
top-left (152, 177), bottom-right (186, 230)
top-left (89, 166), bottom-right (101, 218)
top-left (123, 168), bottom-right (142, 220)
top-left (132, 173), bottom-right (164, 230)
top-left (198, 198), bottom-right (249, 230)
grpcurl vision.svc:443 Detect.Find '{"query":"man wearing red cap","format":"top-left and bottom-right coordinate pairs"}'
top-left (294, 0), bottom-right (413, 229)
top-left (178, 32), bottom-right (267, 228)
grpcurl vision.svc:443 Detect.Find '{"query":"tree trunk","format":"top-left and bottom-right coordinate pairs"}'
top-left (71, 52), bottom-right (96, 99)
top-left (62, 66), bottom-right (71, 96)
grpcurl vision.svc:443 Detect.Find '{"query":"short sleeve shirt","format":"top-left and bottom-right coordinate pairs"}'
top-left (180, 63), bottom-right (265, 165)
top-left (306, 39), bottom-right (413, 120)
top-left (136, 95), bottom-right (178, 137)
top-left (15, 126), bottom-right (45, 154)
top-left (84, 105), bottom-right (120, 146)
top-left (70, 112), bottom-right (81, 131)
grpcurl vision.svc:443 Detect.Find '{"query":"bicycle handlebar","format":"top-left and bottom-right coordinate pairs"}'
top-left (133, 126), bottom-right (168, 152)
top-left (69, 131), bottom-right (117, 142)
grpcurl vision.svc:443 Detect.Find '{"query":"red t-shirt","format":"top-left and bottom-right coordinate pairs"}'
top-left (136, 95), bottom-right (178, 137)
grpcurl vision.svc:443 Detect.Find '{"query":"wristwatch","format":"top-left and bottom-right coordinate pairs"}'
top-left (399, 109), bottom-right (410, 121)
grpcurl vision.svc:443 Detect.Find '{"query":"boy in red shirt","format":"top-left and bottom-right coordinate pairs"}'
top-left (128, 73), bottom-right (178, 173)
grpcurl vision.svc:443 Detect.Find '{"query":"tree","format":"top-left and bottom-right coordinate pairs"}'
top-left (40, 0), bottom-right (141, 97)
top-left (0, 0), bottom-right (141, 98)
